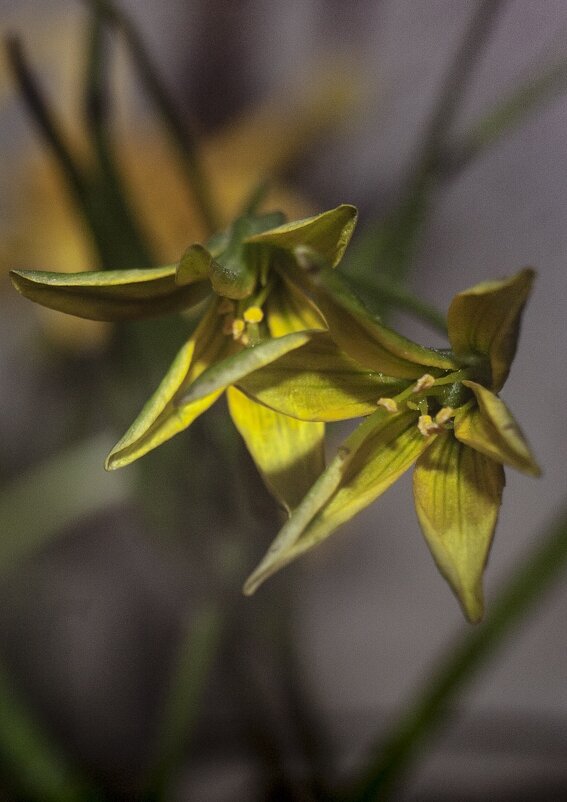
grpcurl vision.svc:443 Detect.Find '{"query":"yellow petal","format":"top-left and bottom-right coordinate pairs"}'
top-left (10, 266), bottom-right (209, 321)
top-left (454, 381), bottom-right (541, 476)
top-left (265, 274), bottom-right (326, 337)
top-left (106, 301), bottom-right (230, 469)
top-left (413, 434), bottom-right (505, 623)
top-left (244, 409), bottom-right (429, 594)
top-left (447, 268), bottom-right (534, 391)
top-left (238, 332), bottom-right (407, 421)
top-left (227, 387), bottom-right (324, 513)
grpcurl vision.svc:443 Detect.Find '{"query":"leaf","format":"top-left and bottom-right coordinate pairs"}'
top-left (10, 266), bottom-right (210, 321)
top-left (245, 204), bottom-right (358, 268)
top-left (227, 387), bottom-right (325, 512)
top-left (447, 268), bottom-right (534, 391)
top-left (106, 301), bottom-right (230, 469)
top-left (413, 434), bottom-right (505, 623)
top-left (178, 330), bottom-right (313, 406)
top-left (238, 332), bottom-right (407, 421)
top-left (244, 409), bottom-right (429, 594)
top-left (454, 381), bottom-right (541, 476)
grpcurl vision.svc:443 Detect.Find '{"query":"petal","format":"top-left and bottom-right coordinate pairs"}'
top-left (454, 381), bottom-right (541, 476)
top-left (106, 302), bottom-right (230, 469)
top-left (177, 330), bottom-right (313, 407)
top-left (244, 409), bottom-right (429, 594)
top-left (238, 332), bottom-right (408, 421)
top-left (245, 204), bottom-right (357, 268)
top-left (413, 434), bottom-right (505, 623)
top-left (227, 387), bottom-right (325, 512)
top-left (447, 268), bottom-right (534, 391)
top-left (265, 275), bottom-right (326, 336)
top-left (10, 266), bottom-right (210, 321)
top-left (176, 244), bottom-right (213, 284)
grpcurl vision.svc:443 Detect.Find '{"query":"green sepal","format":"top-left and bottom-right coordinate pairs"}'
top-left (10, 266), bottom-right (210, 321)
top-left (176, 244), bottom-right (213, 285)
top-left (177, 330), bottom-right (313, 407)
top-left (244, 408), bottom-right (429, 594)
top-left (245, 204), bottom-right (358, 268)
top-left (447, 268), bottom-right (535, 391)
top-left (227, 387), bottom-right (325, 513)
top-left (413, 433), bottom-right (505, 623)
top-left (238, 332), bottom-right (408, 421)
top-left (454, 381), bottom-right (541, 476)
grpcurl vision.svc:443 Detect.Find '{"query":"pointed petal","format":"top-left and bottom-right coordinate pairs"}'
top-left (454, 381), bottom-right (541, 476)
top-left (413, 434), bottom-right (505, 623)
top-left (106, 303), bottom-right (229, 469)
top-left (244, 409), bottom-right (429, 594)
top-left (227, 387), bottom-right (325, 512)
top-left (10, 267), bottom-right (210, 321)
top-left (265, 275), bottom-right (326, 336)
top-left (245, 204), bottom-right (357, 268)
top-left (447, 268), bottom-right (535, 391)
top-left (238, 332), bottom-right (407, 421)
top-left (176, 244), bottom-right (213, 284)
top-left (178, 330), bottom-right (312, 407)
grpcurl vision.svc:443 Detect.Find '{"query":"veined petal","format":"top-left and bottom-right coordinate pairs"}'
top-left (447, 268), bottom-right (534, 391)
top-left (454, 381), bottom-right (541, 476)
top-left (238, 332), bottom-right (408, 421)
top-left (10, 266), bottom-right (210, 321)
top-left (178, 330), bottom-right (313, 407)
top-left (245, 204), bottom-right (357, 268)
top-left (265, 274), bottom-right (326, 336)
top-left (244, 408), bottom-right (429, 594)
top-left (413, 434), bottom-right (505, 623)
top-left (106, 301), bottom-right (229, 469)
top-left (227, 387), bottom-right (325, 513)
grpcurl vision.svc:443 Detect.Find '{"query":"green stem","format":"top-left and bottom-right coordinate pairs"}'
top-left (83, 0), bottom-right (220, 236)
top-left (347, 502), bottom-right (567, 802)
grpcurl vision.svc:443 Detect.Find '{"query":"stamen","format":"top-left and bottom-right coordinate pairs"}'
top-left (231, 318), bottom-right (245, 340)
top-left (435, 406), bottom-right (455, 425)
top-left (377, 397), bottom-right (398, 413)
top-left (418, 414), bottom-right (443, 437)
top-left (243, 305), bottom-right (264, 324)
top-left (413, 373), bottom-right (436, 393)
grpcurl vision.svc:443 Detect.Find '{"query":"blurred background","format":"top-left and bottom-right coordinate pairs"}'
top-left (0, 1), bottom-right (566, 800)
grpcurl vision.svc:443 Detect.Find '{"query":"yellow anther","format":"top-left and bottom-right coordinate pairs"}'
top-left (418, 414), bottom-right (442, 437)
top-left (231, 318), bottom-right (246, 340)
top-left (377, 397), bottom-right (398, 413)
top-left (413, 373), bottom-right (436, 393)
top-left (240, 333), bottom-right (251, 347)
top-left (243, 305), bottom-right (264, 324)
top-left (218, 298), bottom-right (235, 315)
top-left (435, 406), bottom-right (455, 425)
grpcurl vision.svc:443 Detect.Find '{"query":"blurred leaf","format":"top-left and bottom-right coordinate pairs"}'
top-left (0, 434), bottom-right (133, 576)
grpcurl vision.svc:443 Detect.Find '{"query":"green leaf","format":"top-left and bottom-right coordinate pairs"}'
top-left (454, 381), bottom-right (541, 476)
top-left (227, 387), bottom-right (325, 512)
top-left (244, 409), bottom-right (429, 594)
top-left (106, 301), bottom-right (230, 469)
top-left (238, 332), bottom-right (408, 421)
top-left (178, 330), bottom-right (313, 407)
top-left (413, 433), bottom-right (505, 623)
top-left (246, 204), bottom-right (358, 268)
top-left (10, 266), bottom-right (210, 321)
top-left (447, 268), bottom-right (534, 391)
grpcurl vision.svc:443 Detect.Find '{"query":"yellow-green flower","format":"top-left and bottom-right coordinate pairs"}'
top-left (241, 268), bottom-right (540, 622)
top-left (11, 205), bottom-right (371, 513)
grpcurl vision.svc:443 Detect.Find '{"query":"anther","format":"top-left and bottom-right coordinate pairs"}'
top-left (377, 397), bottom-right (398, 413)
top-left (418, 414), bottom-right (443, 437)
top-left (413, 373), bottom-right (436, 393)
top-left (435, 406), bottom-right (455, 425)
top-left (231, 318), bottom-right (245, 340)
top-left (243, 306), bottom-right (264, 324)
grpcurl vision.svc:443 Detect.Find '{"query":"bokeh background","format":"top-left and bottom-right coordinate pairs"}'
top-left (0, 1), bottom-right (566, 800)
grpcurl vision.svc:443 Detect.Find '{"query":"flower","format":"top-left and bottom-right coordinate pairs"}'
top-left (11, 205), bottom-right (367, 514)
top-left (241, 268), bottom-right (540, 622)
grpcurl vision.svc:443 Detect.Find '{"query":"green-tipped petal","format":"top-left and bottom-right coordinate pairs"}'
top-left (10, 267), bottom-right (209, 321)
top-left (265, 275), bottom-right (326, 336)
top-left (245, 204), bottom-right (358, 268)
top-left (244, 408), bottom-right (429, 594)
top-left (454, 381), bottom-right (541, 476)
top-left (227, 387), bottom-right (325, 512)
top-left (106, 302), bottom-right (229, 469)
top-left (238, 332), bottom-right (408, 421)
top-left (413, 434), bottom-right (505, 623)
top-left (447, 268), bottom-right (535, 391)
top-left (178, 330), bottom-right (313, 407)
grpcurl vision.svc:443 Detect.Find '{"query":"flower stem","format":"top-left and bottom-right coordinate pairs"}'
top-left (347, 502), bottom-right (567, 802)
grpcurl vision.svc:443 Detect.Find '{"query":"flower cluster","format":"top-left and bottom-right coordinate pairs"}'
top-left (11, 205), bottom-right (539, 621)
